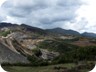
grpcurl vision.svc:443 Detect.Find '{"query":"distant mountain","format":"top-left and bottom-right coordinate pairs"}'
top-left (46, 28), bottom-right (80, 36)
top-left (0, 22), bottom-right (18, 28)
top-left (0, 23), bottom-right (47, 35)
top-left (1, 22), bottom-right (96, 38)
top-left (82, 32), bottom-right (96, 38)
top-left (0, 22), bottom-right (96, 65)
top-left (21, 24), bottom-right (47, 35)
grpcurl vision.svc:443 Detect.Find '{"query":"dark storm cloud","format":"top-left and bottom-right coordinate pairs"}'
top-left (1, 0), bottom-right (82, 28)
top-left (2, 0), bottom-right (48, 17)
top-left (39, 14), bottom-right (76, 25)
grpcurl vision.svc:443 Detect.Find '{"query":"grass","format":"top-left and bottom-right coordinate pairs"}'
top-left (2, 63), bottom-right (91, 72)
top-left (2, 63), bottom-right (75, 72)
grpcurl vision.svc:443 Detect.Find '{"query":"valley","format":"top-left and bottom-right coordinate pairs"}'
top-left (0, 22), bottom-right (96, 72)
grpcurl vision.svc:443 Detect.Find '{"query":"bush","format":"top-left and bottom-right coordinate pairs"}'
top-left (52, 46), bottom-right (96, 64)
top-left (32, 48), bottom-right (42, 57)
top-left (0, 30), bottom-right (11, 37)
top-left (38, 39), bottom-right (78, 53)
top-left (27, 55), bottom-right (48, 66)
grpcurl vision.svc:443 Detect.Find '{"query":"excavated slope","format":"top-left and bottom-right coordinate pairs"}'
top-left (0, 42), bottom-right (29, 64)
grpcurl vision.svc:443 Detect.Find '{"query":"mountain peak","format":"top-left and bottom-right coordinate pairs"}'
top-left (82, 32), bottom-right (96, 38)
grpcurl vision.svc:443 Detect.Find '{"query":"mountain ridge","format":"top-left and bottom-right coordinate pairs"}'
top-left (82, 32), bottom-right (96, 38)
top-left (46, 27), bottom-right (80, 36)
top-left (0, 22), bottom-right (96, 68)
top-left (0, 22), bottom-right (96, 38)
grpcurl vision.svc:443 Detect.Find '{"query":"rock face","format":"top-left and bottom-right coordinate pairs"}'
top-left (0, 42), bottom-right (29, 64)
top-left (40, 49), bottom-right (59, 60)
top-left (0, 30), bottom-right (59, 64)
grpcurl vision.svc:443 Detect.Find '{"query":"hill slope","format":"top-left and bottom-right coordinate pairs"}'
top-left (0, 22), bottom-right (96, 66)
top-left (0, 42), bottom-right (29, 64)
top-left (46, 28), bottom-right (80, 36)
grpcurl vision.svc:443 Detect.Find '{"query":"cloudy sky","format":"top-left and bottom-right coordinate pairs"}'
top-left (0, 0), bottom-right (96, 33)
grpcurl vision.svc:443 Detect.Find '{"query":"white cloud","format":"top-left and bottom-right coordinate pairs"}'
top-left (0, 0), bottom-right (82, 29)
top-left (76, 0), bottom-right (96, 33)
top-left (0, 0), bottom-right (6, 21)
top-left (0, 0), bottom-right (6, 6)
top-left (1, 0), bottom-right (96, 33)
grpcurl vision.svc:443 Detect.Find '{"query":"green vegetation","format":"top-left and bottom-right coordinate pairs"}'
top-left (63, 37), bottom-right (79, 43)
top-left (2, 64), bottom-right (75, 72)
top-left (70, 46), bottom-right (96, 61)
top-left (0, 30), bottom-right (11, 37)
top-left (2, 39), bottom-right (96, 72)
top-left (2, 39), bottom-right (96, 71)
top-left (2, 62), bottom-right (94, 72)
top-left (52, 46), bottom-right (96, 64)
top-left (32, 48), bottom-right (42, 57)
top-left (37, 39), bottom-right (96, 64)
top-left (38, 39), bottom-right (78, 53)
top-left (27, 55), bottom-right (48, 66)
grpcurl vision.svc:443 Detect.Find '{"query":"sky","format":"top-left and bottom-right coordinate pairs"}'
top-left (0, 0), bottom-right (96, 33)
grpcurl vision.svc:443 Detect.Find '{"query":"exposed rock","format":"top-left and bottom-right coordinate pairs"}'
top-left (0, 42), bottom-right (29, 64)
top-left (40, 49), bottom-right (59, 60)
